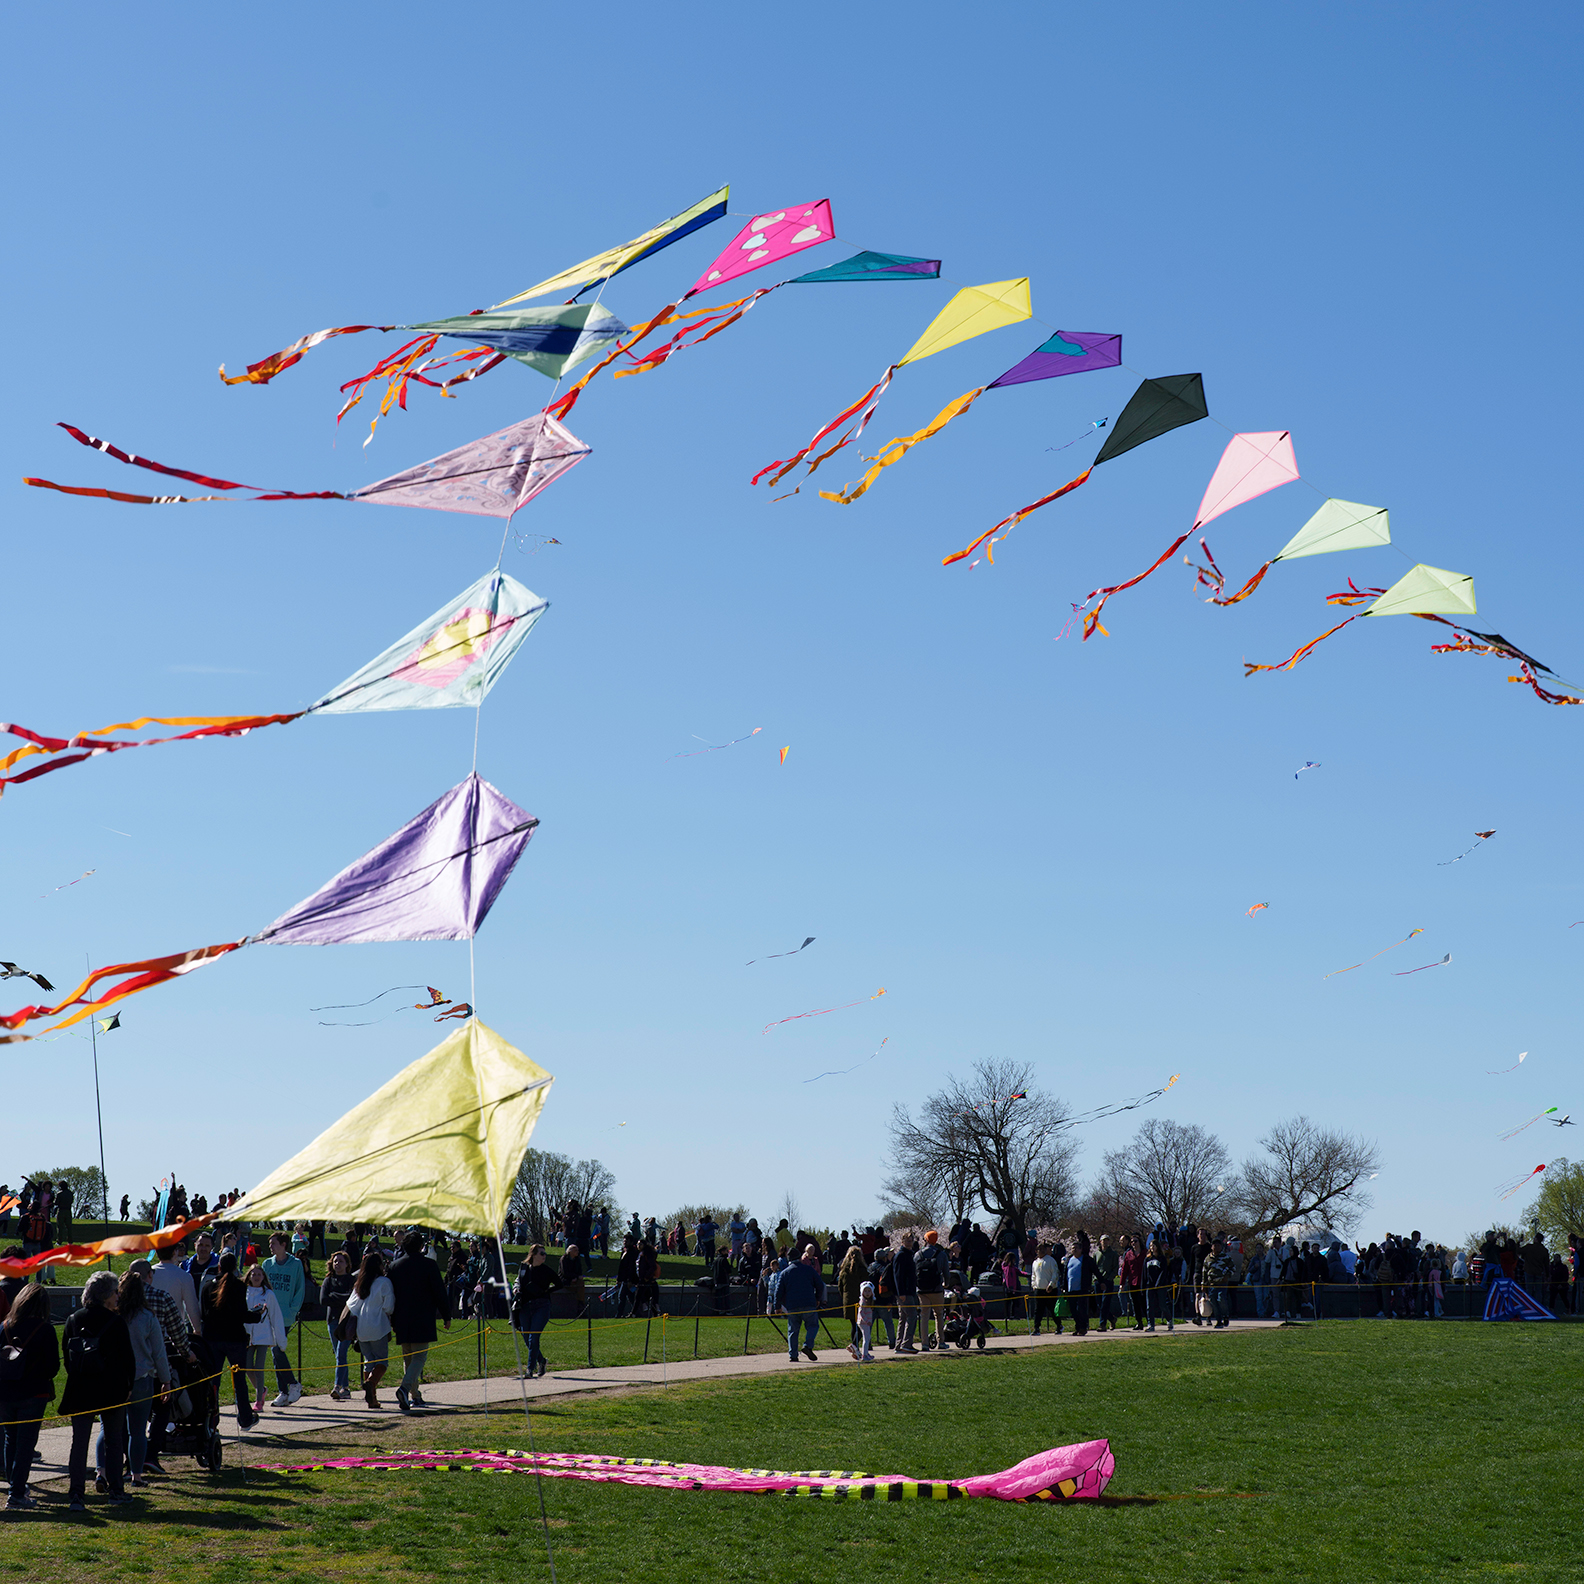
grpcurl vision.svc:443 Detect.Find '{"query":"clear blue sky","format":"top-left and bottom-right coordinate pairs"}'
top-left (7, 5), bottom-right (1579, 1243)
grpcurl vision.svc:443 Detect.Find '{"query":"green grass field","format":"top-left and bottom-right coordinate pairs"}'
top-left (8, 1321), bottom-right (1580, 1582)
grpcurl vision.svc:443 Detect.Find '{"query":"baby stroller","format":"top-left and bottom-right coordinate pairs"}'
top-left (159, 1340), bottom-right (226, 1475)
top-left (943, 1287), bottom-right (989, 1350)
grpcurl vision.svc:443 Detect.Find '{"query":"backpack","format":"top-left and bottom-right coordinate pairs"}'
top-left (67, 1326), bottom-right (102, 1371)
top-left (1, 1325), bottom-right (41, 1386)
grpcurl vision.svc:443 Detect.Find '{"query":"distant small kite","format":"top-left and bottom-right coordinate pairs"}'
top-left (1294, 762), bottom-right (1321, 780)
top-left (1498, 1107), bottom-right (1558, 1140)
top-left (1487, 1051), bottom-right (1528, 1074)
top-left (1324, 928), bottom-right (1424, 979)
top-left (1046, 418), bottom-right (1108, 454)
top-left (1, 962), bottom-right (55, 992)
top-left (96, 1012), bottom-right (121, 1034)
top-left (40, 870), bottom-right (95, 899)
top-left (1496, 1164), bottom-right (1545, 1201)
top-left (763, 988), bottom-right (884, 1035)
top-left (803, 1036), bottom-right (889, 1083)
top-left (668, 727), bottom-right (762, 761)
top-left (747, 937), bottom-right (815, 965)
top-left (1438, 831), bottom-right (1495, 866)
top-left (312, 984), bottom-right (451, 1027)
top-left (779, 746), bottom-right (790, 766)
top-left (1394, 953), bottom-right (1452, 976)
top-left (435, 1002), bottom-right (473, 1022)
top-left (413, 987), bottom-right (450, 1009)
top-left (1246, 903), bottom-right (1268, 919)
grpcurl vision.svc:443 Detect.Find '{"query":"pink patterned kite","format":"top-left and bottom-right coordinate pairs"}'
top-left (257, 1438), bottom-right (1116, 1503)
top-left (689, 201), bottom-right (834, 296)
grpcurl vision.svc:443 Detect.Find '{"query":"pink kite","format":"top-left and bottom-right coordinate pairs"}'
top-left (257, 1438), bottom-right (1116, 1503)
top-left (690, 202), bottom-right (834, 295)
top-left (1193, 431), bottom-right (1299, 530)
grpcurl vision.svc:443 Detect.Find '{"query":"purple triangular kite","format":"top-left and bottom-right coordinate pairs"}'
top-left (987, 331), bottom-right (1122, 391)
top-left (253, 774), bottom-right (538, 945)
top-left (349, 413), bottom-right (590, 520)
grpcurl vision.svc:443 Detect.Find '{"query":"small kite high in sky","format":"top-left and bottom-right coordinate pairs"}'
top-left (803, 1036), bottom-right (888, 1083)
top-left (1, 962), bottom-right (54, 992)
top-left (1323, 928), bottom-right (1423, 979)
top-left (1439, 831), bottom-right (1496, 866)
top-left (38, 870), bottom-right (95, 897)
top-left (668, 727), bottom-right (762, 761)
top-left (1394, 953), bottom-right (1452, 976)
top-left (747, 937), bottom-right (815, 965)
top-left (1245, 903), bottom-right (1268, 919)
top-left (312, 985), bottom-right (453, 1028)
top-left (1487, 1051), bottom-right (1528, 1074)
top-left (762, 988), bottom-right (885, 1035)
top-left (3, 569), bottom-right (548, 796)
top-left (96, 1013), bottom-right (121, 1034)
top-left (1498, 1108), bottom-right (1559, 1140)
top-left (1496, 1164), bottom-right (1545, 1201)
top-left (780, 746), bottom-right (790, 766)
top-left (1295, 762), bottom-right (1321, 780)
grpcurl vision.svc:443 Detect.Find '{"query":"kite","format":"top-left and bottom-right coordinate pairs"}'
top-left (943, 376), bottom-right (1209, 571)
top-left (803, 1038), bottom-right (888, 1083)
top-left (747, 938), bottom-right (815, 965)
top-left (312, 985), bottom-right (453, 1028)
top-left (1294, 762), bottom-right (1321, 780)
top-left (753, 280), bottom-right (1035, 494)
top-left (1198, 499), bottom-right (1392, 610)
top-left (1483, 1276), bottom-right (1554, 1320)
top-left (1245, 903), bottom-right (1268, 919)
top-left (257, 1438), bottom-right (1116, 1503)
top-left (1048, 418), bottom-right (1109, 453)
top-left (1052, 1075), bottom-right (1179, 1131)
top-left (1323, 928), bottom-right (1424, 979)
top-left (38, 870), bottom-right (95, 897)
top-left (1553, 1114), bottom-right (1574, 1127)
top-left (761, 988), bottom-right (885, 1035)
top-left (26, 412), bottom-right (589, 515)
top-left (95, 1013), bottom-right (121, 1034)
top-left (1487, 1052), bottom-right (1528, 1074)
top-left (1439, 831), bottom-right (1496, 866)
top-left (1072, 425), bottom-right (1293, 638)
top-left (3, 569), bottom-right (549, 795)
top-left (0, 774), bottom-right (536, 1041)
top-left (668, 727), bottom-right (762, 760)
top-left (1393, 953), bottom-right (1452, 976)
top-left (1498, 1107), bottom-right (1559, 1140)
top-left (0, 1211), bottom-right (221, 1280)
top-left (1420, 620), bottom-right (1583, 705)
top-left (780, 746), bottom-right (790, 765)
top-left (811, 326), bottom-right (1121, 508)
top-left (1246, 564), bottom-right (1476, 677)
top-left (1495, 1165), bottom-right (1546, 1203)
top-left (1, 962), bottom-right (54, 992)
top-left (435, 1003), bottom-right (474, 1022)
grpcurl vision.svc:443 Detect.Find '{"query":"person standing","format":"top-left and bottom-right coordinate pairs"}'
top-left (614, 1234), bottom-right (640, 1317)
top-left (344, 1252), bottom-right (395, 1409)
top-left (1030, 1242), bottom-right (1061, 1335)
top-left (775, 1248), bottom-right (822, 1362)
top-left (201, 1252), bottom-right (260, 1429)
top-left (320, 1251), bottom-right (356, 1400)
top-left (559, 1244), bottom-right (587, 1315)
top-left (241, 1265), bottom-right (286, 1415)
top-left (854, 1280), bottom-right (876, 1362)
top-left (728, 1212), bottom-right (748, 1268)
top-left (893, 1235), bottom-right (919, 1352)
top-left (260, 1233), bottom-right (304, 1406)
top-left (512, 1245), bottom-right (563, 1379)
top-left (915, 1231), bottom-right (950, 1350)
top-left (388, 1231), bottom-right (451, 1413)
top-left (151, 1240), bottom-right (201, 1343)
top-left (182, 1233), bottom-right (218, 1317)
top-left (60, 1270), bottom-right (135, 1510)
top-left (0, 1282), bottom-right (58, 1512)
top-left (118, 1195), bottom-right (130, 1222)
top-left (837, 1244), bottom-right (867, 1358)
top-left (1119, 1235), bottom-right (1143, 1329)
top-left (695, 1212), bottom-right (718, 1266)
top-left (1066, 1231), bottom-right (1096, 1337)
top-left (868, 1245), bottom-right (898, 1349)
top-left (103, 1268), bottom-right (171, 1490)
top-left (54, 1181), bottom-right (75, 1247)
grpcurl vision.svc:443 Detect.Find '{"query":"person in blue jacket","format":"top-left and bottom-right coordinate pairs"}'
top-left (774, 1249), bottom-right (822, 1362)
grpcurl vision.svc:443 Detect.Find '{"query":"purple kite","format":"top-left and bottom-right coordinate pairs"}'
top-left (988, 331), bottom-right (1123, 389)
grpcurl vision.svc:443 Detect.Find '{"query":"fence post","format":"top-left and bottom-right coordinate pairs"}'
top-left (743, 1307), bottom-right (751, 1355)
top-left (297, 1321), bottom-right (302, 1386)
top-left (643, 1313), bottom-right (652, 1364)
top-left (694, 1294), bottom-right (701, 1359)
top-left (587, 1306), bottom-right (593, 1368)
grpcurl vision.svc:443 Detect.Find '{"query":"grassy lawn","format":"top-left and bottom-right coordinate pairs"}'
top-left (8, 1321), bottom-right (1581, 1582)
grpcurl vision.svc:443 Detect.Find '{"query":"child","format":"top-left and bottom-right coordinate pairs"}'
top-left (855, 1279), bottom-right (876, 1362)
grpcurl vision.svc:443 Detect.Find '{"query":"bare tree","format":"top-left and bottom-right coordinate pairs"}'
top-left (878, 1161), bottom-right (944, 1230)
top-left (776, 1190), bottom-right (803, 1233)
top-left (1233, 1116), bottom-right (1379, 1237)
top-left (887, 1059), bottom-right (1081, 1231)
top-left (510, 1150), bottom-right (618, 1242)
top-left (1098, 1119), bottom-right (1232, 1232)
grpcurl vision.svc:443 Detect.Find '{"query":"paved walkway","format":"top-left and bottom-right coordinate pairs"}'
top-left (29, 1317), bottom-right (1282, 1482)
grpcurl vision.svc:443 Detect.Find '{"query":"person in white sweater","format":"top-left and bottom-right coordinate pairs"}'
top-left (241, 1264), bottom-right (286, 1415)
top-left (344, 1251), bottom-right (396, 1409)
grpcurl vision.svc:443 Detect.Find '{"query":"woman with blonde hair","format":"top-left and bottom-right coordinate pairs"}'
top-left (837, 1243), bottom-right (867, 1358)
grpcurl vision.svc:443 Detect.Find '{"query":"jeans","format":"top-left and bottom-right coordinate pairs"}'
top-left (1032, 1293), bottom-right (1057, 1333)
top-left (876, 1303), bottom-right (897, 1346)
top-left (246, 1345), bottom-right (271, 1403)
top-left (70, 1408), bottom-right (125, 1498)
top-left (2, 1396), bottom-right (47, 1500)
top-left (1253, 1281), bottom-right (1270, 1317)
top-left (518, 1301), bottom-right (551, 1372)
top-left (1212, 1287), bottom-right (1230, 1324)
top-left (895, 1296), bottom-right (918, 1346)
top-left (1147, 1281), bottom-right (1174, 1327)
top-left (918, 1291), bottom-right (946, 1347)
top-left (328, 1321), bottom-right (352, 1391)
top-left (784, 1308), bottom-right (818, 1358)
top-left (399, 1346), bottom-right (429, 1395)
top-left (271, 1328), bottom-right (297, 1392)
top-left (102, 1375), bottom-right (158, 1478)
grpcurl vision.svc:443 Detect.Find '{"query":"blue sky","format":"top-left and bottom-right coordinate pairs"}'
top-left (6, 5), bottom-right (1580, 1242)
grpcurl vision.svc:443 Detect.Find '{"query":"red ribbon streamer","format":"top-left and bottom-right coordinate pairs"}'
top-left (942, 469), bottom-right (1093, 566)
top-left (1081, 533), bottom-right (1193, 639)
top-left (1244, 615), bottom-right (1356, 676)
top-left (751, 367), bottom-right (897, 489)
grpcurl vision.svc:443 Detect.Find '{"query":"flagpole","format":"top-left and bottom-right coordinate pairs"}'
top-left (88, 951), bottom-right (109, 1225)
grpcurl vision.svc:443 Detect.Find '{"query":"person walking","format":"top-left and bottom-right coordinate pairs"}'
top-left (837, 1243), bottom-right (867, 1358)
top-left (388, 1231), bottom-right (451, 1412)
top-left (151, 1240), bottom-right (201, 1342)
top-left (260, 1232), bottom-right (304, 1406)
top-left (118, 1195), bottom-right (130, 1222)
top-left (200, 1252), bottom-right (260, 1429)
top-left (1030, 1242), bottom-right (1061, 1335)
top-left (104, 1270), bottom-right (171, 1490)
top-left (893, 1235), bottom-right (919, 1351)
top-left (775, 1248), bottom-right (822, 1361)
top-left (320, 1251), bottom-right (356, 1400)
top-left (345, 1252), bottom-right (396, 1409)
top-left (1, 1282), bottom-right (58, 1511)
top-left (60, 1270), bottom-right (135, 1510)
top-left (513, 1245), bottom-right (564, 1379)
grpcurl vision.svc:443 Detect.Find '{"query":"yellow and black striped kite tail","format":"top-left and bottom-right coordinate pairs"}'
top-left (783, 1479), bottom-right (968, 1501)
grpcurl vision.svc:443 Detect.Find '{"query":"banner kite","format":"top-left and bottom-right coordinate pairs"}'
top-left (1245, 564), bottom-right (1477, 677)
top-left (257, 1439), bottom-right (1116, 1503)
top-left (1495, 1165), bottom-right (1546, 1203)
top-left (943, 374), bottom-right (1207, 569)
top-left (0, 775), bottom-right (536, 1039)
top-left (753, 279), bottom-right (1035, 494)
top-left (27, 414), bottom-right (588, 516)
top-left (747, 937), bottom-right (815, 965)
top-left (1323, 928), bottom-right (1423, 979)
top-left (2, 570), bottom-right (548, 795)
top-left (1393, 953), bottom-right (1451, 976)
top-left (1498, 1107), bottom-right (1558, 1141)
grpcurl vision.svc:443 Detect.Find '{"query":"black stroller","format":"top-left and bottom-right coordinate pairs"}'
top-left (157, 1340), bottom-right (226, 1474)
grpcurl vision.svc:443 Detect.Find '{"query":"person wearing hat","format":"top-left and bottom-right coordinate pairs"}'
top-left (915, 1230), bottom-right (950, 1351)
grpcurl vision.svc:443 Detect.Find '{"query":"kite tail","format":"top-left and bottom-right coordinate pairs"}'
top-left (1079, 533), bottom-right (1193, 639)
top-left (0, 1211), bottom-right (225, 1278)
top-left (219, 324), bottom-right (390, 386)
top-left (1211, 560), bottom-right (1273, 606)
top-left (1325, 578), bottom-right (1387, 608)
top-left (0, 714), bottom-right (305, 796)
top-left (751, 366), bottom-right (898, 488)
top-left (819, 387), bottom-right (986, 506)
top-left (1508, 662), bottom-right (1583, 705)
top-left (543, 302), bottom-right (685, 421)
top-left (611, 289), bottom-right (776, 379)
top-left (943, 469), bottom-right (1093, 566)
top-left (336, 334), bottom-right (444, 444)
top-left (0, 940), bottom-right (245, 1039)
top-left (23, 479), bottom-right (231, 505)
top-left (1244, 615), bottom-right (1356, 676)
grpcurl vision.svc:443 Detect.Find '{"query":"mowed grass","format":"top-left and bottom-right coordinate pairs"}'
top-left (9, 1321), bottom-right (1582, 1583)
